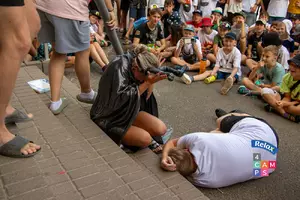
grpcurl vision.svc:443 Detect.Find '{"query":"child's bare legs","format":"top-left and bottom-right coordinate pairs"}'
top-left (189, 60), bottom-right (211, 70)
top-left (207, 53), bottom-right (216, 64)
top-left (192, 70), bottom-right (212, 81)
top-left (93, 42), bottom-right (109, 65)
top-left (161, 46), bottom-right (176, 58)
top-left (242, 77), bottom-right (262, 93)
top-left (246, 59), bottom-right (258, 70)
top-left (125, 18), bottom-right (135, 39)
top-left (171, 57), bottom-right (192, 68)
top-left (90, 44), bottom-right (106, 68)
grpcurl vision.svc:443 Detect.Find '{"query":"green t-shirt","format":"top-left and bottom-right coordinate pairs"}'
top-left (257, 62), bottom-right (285, 86)
top-left (280, 73), bottom-right (300, 101)
top-left (213, 34), bottom-right (223, 48)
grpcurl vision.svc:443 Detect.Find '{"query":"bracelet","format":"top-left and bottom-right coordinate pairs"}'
top-left (147, 47), bottom-right (151, 52)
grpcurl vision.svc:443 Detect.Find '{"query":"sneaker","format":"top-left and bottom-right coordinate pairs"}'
top-left (215, 108), bottom-right (228, 118)
top-left (181, 73), bottom-right (192, 85)
top-left (238, 85), bottom-right (250, 94)
top-left (264, 104), bottom-right (274, 112)
top-left (174, 65), bottom-right (188, 73)
top-left (221, 76), bottom-right (234, 95)
top-left (51, 98), bottom-right (69, 115)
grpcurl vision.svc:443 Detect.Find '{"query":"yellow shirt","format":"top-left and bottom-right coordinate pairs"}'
top-left (288, 0), bottom-right (300, 14)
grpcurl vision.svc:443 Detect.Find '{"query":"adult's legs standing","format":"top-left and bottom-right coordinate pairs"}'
top-left (0, 0), bottom-right (41, 156)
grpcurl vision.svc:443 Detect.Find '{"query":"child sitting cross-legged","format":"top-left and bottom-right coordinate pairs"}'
top-left (262, 54), bottom-right (300, 123)
top-left (239, 45), bottom-right (286, 96)
top-left (181, 32), bottom-right (241, 95)
top-left (171, 25), bottom-right (209, 75)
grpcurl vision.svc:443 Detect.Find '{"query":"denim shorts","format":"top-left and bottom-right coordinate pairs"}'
top-left (217, 71), bottom-right (239, 81)
top-left (129, 7), bottom-right (146, 20)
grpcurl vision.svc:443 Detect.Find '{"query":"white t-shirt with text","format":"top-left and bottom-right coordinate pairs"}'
top-left (177, 118), bottom-right (277, 188)
top-left (216, 47), bottom-right (242, 76)
top-left (198, 30), bottom-right (218, 49)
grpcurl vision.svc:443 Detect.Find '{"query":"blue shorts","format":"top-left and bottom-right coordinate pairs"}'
top-left (129, 7), bottom-right (146, 20)
top-left (217, 71), bottom-right (239, 81)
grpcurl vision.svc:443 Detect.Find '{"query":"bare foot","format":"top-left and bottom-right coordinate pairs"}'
top-left (5, 104), bottom-right (33, 119)
top-left (0, 129), bottom-right (40, 156)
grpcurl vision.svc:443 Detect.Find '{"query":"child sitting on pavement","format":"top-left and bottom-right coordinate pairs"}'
top-left (186, 10), bottom-right (202, 34)
top-left (171, 25), bottom-right (208, 73)
top-left (181, 32), bottom-right (241, 95)
top-left (207, 21), bottom-right (231, 64)
top-left (239, 45), bottom-right (286, 96)
top-left (262, 54), bottom-right (300, 123)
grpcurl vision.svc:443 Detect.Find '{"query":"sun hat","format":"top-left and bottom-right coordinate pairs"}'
top-left (200, 17), bottom-right (213, 27)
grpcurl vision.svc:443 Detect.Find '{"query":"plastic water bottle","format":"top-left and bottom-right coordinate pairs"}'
top-left (199, 58), bottom-right (207, 74)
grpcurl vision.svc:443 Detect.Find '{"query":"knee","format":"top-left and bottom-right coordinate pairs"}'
top-left (140, 134), bottom-right (152, 147)
top-left (155, 122), bottom-right (167, 136)
top-left (171, 57), bottom-right (177, 63)
top-left (261, 88), bottom-right (275, 97)
top-left (241, 77), bottom-right (249, 85)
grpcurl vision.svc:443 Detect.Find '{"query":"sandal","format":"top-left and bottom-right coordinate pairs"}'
top-left (148, 140), bottom-right (163, 154)
top-left (0, 135), bottom-right (41, 158)
top-left (5, 109), bottom-right (33, 124)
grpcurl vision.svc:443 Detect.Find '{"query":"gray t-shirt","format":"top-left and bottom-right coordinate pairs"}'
top-left (177, 118), bottom-right (277, 188)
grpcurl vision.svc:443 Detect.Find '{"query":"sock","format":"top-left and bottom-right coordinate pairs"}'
top-left (190, 76), bottom-right (194, 82)
top-left (50, 98), bottom-right (62, 111)
top-left (79, 89), bottom-right (95, 100)
top-left (283, 113), bottom-right (296, 122)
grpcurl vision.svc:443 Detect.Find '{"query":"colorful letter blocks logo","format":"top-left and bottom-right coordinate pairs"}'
top-left (252, 153), bottom-right (276, 177)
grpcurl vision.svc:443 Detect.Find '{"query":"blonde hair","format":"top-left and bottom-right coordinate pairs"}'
top-left (131, 44), bottom-right (159, 71)
top-left (277, 22), bottom-right (289, 38)
top-left (263, 45), bottom-right (279, 57)
top-left (168, 148), bottom-right (196, 176)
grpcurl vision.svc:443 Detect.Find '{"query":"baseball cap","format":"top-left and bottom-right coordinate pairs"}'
top-left (219, 21), bottom-right (231, 30)
top-left (167, 11), bottom-right (183, 27)
top-left (224, 32), bottom-right (237, 40)
top-left (193, 10), bottom-right (202, 16)
top-left (256, 19), bottom-right (266, 26)
top-left (90, 10), bottom-right (101, 19)
top-left (234, 12), bottom-right (246, 19)
top-left (292, 24), bottom-right (300, 36)
top-left (288, 54), bottom-right (300, 67)
top-left (184, 24), bottom-right (195, 32)
top-left (289, 14), bottom-right (300, 20)
top-left (262, 32), bottom-right (282, 47)
top-left (212, 7), bottom-right (223, 15)
top-left (283, 19), bottom-right (293, 35)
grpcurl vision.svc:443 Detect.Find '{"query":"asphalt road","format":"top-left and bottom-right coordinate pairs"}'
top-left (64, 45), bottom-right (300, 200)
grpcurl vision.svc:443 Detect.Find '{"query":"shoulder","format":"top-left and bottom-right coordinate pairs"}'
top-left (233, 47), bottom-right (241, 56)
top-left (282, 73), bottom-right (292, 82)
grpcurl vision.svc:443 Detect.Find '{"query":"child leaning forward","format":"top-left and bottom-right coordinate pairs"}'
top-left (262, 54), bottom-right (300, 123)
top-left (181, 32), bottom-right (241, 95)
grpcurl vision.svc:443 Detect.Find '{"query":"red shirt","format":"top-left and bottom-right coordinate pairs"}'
top-left (186, 21), bottom-right (201, 28)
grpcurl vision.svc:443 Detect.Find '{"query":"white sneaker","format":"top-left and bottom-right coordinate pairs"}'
top-left (221, 76), bottom-right (234, 95)
top-left (181, 73), bottom-right (192, 85)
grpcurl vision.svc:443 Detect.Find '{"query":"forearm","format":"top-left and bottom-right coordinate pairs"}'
top-left (157, 40), bottom-right (166, 52)
top-left (162, 139), bottom-right (176, 160)
top-left (138, 81), bottom-right (151, 95)
top-left (174, 48), bottom-right (181, 57)
top-left (240, 38), bottom-right (247, 55)
top-left (104, 0), bottom-right (114, 11)
top-left (230, 67), bottom-right (238, 77)
top-left (211, 66), bottom-right (220, 75)
top-left (249, 68), bottom-right (258, 80)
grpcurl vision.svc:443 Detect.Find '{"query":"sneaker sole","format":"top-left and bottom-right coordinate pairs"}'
top-left (221, 77), bottom-right (234, 95)
top-left (181, 74), bottom-right (192, 85)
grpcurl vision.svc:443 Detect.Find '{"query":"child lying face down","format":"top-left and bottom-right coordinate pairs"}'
top-left (161, 110), bottom-right (278, 188)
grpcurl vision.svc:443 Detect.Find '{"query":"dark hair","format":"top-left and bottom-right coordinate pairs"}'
top-left (149, 8), bottom-right (163, 17)
top-left (164, 0), bottom-right (174, 6)
top-left (169, 24), bottom-right (184, 46)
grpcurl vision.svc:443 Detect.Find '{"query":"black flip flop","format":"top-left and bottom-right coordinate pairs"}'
top-left (148, 140), bottom-right (163, 154)
top-left (0, 135), bottom-right (41, 158)
top-left (5, 109), bottom-right (33, 124)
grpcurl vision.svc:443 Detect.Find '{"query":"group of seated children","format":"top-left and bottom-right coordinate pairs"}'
top-left (120, 0), bottom-right (299, 123)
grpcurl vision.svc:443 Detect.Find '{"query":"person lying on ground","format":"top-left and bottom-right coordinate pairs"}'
top-left (161, 109), bottom-right (278, 188)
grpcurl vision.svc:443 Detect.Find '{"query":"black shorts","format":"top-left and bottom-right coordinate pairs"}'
top-left (0, 0), bottom-right (24, 6)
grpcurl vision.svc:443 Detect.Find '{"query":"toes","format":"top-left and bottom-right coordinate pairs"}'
top-left (27, 113), bottom-right (34, 119)
top-left (20, 143), bottom-right (40, 155)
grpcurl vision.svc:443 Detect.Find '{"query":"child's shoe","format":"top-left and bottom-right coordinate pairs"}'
top-left (174, 65), bottom-right (189, 73)
top-left (204, 75), bottom-right (216, 84)
top-left (181, 73), bottom-right (193, 85)
top-left (238, 85), bottom-right (250, 94)
top-left (221, 76), bottom-right (234, 95)
top-left (264, 104), bottom-right (274, 112)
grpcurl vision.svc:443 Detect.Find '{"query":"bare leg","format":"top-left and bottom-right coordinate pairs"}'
top-left (170, 57), bottom-right (191, 68)
top-left (93, 42), bottom-right (109, 65)
top-left (0, 0), bottom-right (40, 155)
top-left (207, 53), bottom-right (216, 63)
top-left (246, 59), bottom-right (258, 70)
top-left (262, 92), bottom-right (284, 115)
top-left (48, 48), bottom-right (67, 102)
top-left (74, 48), bottom-right (92, 93)
top-left (241, 55), bottom-right (247, 65)
top-left (125, 18), bottom-right (135, 39)
top-left (285, 105), bottom-right (300, 116)
top-left (122, 126), bottom-right (152, 147)
top-left (116, 0), bottom-right (121, 26)
top-left (242, 77), bottom-right (262, 93)
top-left (90, 45), bottom-right (106, 68)
top-left (192, 70), bottom-right (212, 81)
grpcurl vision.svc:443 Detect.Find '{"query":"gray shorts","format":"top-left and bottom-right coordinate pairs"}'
top-left (37, 10), bottom-right (90, 54)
